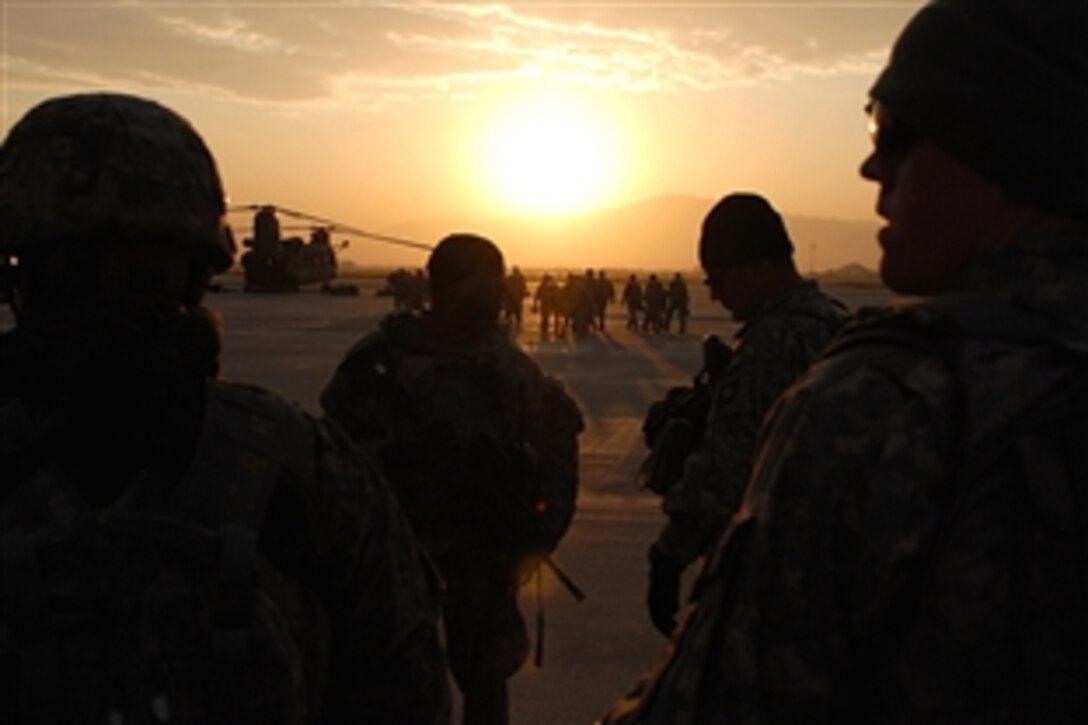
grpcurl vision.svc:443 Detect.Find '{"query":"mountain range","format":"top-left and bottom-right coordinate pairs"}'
top-left (367, 192), bottom-right (883, 275)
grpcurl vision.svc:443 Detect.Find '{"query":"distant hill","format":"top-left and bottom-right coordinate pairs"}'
top-left (369, 193), bottom-right (882, 273)
top-left (817, 262), bottom-right (882, 286)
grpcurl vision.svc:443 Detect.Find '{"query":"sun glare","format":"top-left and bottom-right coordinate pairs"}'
top-left (477, 92), bottom-right (623, 217)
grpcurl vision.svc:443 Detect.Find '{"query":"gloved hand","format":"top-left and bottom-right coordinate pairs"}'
top-left (647, 544), bottom-right (684, 636)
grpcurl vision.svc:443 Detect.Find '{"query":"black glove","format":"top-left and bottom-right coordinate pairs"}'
top-left (647, 544), bottom-right (684, 636)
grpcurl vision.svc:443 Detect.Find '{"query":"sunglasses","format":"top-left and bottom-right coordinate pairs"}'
top-left (866, 100), bottom-right (920, 158)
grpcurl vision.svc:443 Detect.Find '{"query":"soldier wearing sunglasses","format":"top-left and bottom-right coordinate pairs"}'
top-left (603, 1), bottom-right (1088, 722)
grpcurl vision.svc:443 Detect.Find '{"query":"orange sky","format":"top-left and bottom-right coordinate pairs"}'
top-left (2, 1), bottom-right (924, 270)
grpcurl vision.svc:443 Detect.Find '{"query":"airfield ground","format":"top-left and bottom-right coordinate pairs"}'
top-left (208, 276), bottom-right (900, 724)
top-left (0, 276), bottom-right (901, 724)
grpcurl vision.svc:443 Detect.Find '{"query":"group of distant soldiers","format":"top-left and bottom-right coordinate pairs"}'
top-left (529, 269), bottom-right (614, 338)
top-left (620, 272), bottom-right (690, 335)
top-left (493, 267), bottom-right (694, 340)
top-left (383, 267), bottom-right (428, 312)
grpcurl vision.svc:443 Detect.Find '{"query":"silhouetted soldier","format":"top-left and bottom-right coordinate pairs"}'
top-left (407, 268), bottom-right (428, 312)
top-left (534, 273), bottom-right (560, 337)
top-left (502, 265), bottom-right (528, 330)
top-left (664, 272), bottom-right (690, 334)
top-left (0, 92), bottom-right (450, 724)
top-left (642, 274), bottom-right (667, 334)
top-left (622, 274), bottom-right (643, 332)
top-left (645, 193), bottom-right (849, 638)
top-left (321, 234), bottom-right (584, 725)
top-left (570, 269), bottom-right (596, 338)
top-left (556, 272), bottom-right (577, 338)
top-left (387, 267), bottom-right (412, 310)
top-left (593, 269), bottom-right (616, 333)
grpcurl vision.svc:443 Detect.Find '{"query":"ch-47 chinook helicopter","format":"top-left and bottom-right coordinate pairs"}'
top-left (228, 204), bottom-right (432, 294)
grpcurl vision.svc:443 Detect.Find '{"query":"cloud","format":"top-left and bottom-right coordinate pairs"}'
top-left (4, 4), bottom-right (344, 112)
top-left (4, 1), bottom-right (897, 117)
top-left (379, 1), bottom-right (887, 94)
top-left (159, 15), bottom-right (298, 56)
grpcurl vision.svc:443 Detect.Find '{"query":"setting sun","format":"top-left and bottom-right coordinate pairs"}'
top-left (476, 92), bottom-right (624, 217)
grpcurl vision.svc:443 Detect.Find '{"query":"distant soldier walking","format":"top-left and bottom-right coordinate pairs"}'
top-left (502, 265), bottom-right (528, 331)
top-left (534, 273), bottom-right (560, 337)
top-left (642, 274), bottom-right (667, 334)
top-left (569, 270), bottom-right (596, 339)
top-left (664, 273), bottom-right (690, 334)
top-left (593, 269), bottom-right (616, 333)
top-left (322, 234), bottom-right (584, 725)
top-left (622, 274), bottom-right (644, 332)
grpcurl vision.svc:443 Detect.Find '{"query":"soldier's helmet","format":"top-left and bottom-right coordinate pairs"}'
top-left (427, 233), bottom-right (504, 291)
top-left (0, 93), bottom-right (235, 287)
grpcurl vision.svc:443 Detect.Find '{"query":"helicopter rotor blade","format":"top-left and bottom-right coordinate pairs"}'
top-left (227, 203), bottom-right (433, 252)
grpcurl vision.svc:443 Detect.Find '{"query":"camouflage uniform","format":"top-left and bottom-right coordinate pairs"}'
top-left (623, 229), bottom-right (1088, 723)
top-left (0, 375), bottom-right (452, 723)
top-left (655, 280), bottom-right (849, 568)
top-left (0, 92), bottom-right (451, 724)
top-left (321, 310), bottom-right (583, 719)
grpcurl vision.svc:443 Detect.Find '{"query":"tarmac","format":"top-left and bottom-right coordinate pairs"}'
top-left (211, 277), bottom-right (722, 723)
top-left (0, 275), bottom-right (898, 724)
top-left (208, 274), bottom-right (900, 724)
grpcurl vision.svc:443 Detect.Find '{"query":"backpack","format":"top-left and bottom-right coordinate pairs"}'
top-left (639, 335), bottom-right (733, 495)
top-left (0, 384), bottom-right (317, 725)
top-left (404, 350), bottom-right (542, 552)
top-left (342, 327), bottom-right (569, 561)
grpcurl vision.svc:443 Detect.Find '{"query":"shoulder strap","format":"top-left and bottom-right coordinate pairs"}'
top-left (163, 383), bottom-right (295, 530)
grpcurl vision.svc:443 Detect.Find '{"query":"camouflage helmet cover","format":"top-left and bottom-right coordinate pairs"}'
top-left (0, 92), bottom-right (234, 272)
